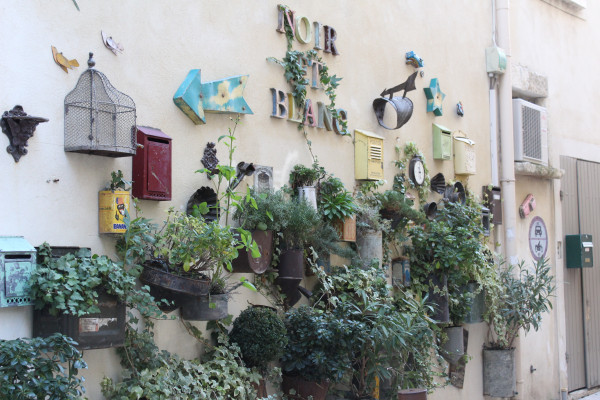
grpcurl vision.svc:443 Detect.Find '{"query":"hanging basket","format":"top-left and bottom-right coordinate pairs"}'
top-left (64, 53), bottom-right (136, 157)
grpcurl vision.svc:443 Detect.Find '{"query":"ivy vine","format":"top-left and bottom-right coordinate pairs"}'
top-left (267, 4), bottom-right (347, 137)
top-left (395, 142), bottom-right (430, 205)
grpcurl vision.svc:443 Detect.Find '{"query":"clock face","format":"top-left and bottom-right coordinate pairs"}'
top-left (410, 157), bottom-right (425, 186)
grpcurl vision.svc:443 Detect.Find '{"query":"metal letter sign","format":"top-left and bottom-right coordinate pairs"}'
top-left (529, 216), bottom-right (548, 261)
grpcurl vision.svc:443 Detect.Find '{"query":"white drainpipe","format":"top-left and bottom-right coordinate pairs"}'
top-left (495, 0), bottom-right (522, 396)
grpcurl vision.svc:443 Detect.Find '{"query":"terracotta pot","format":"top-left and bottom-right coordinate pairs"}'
top-left (278, 249), bottom-right (304, 278)
top-left (231, 230), bottom-right (274, 274)
top-left (282, 375), bottom-right (330, 400)
top-left (398, 388), bottom-right (427, 400)
top-left (180, 294), bottom-right (228, 321)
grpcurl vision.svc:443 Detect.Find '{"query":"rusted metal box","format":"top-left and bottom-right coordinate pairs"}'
top-left (132, 126), bottom-right (172, 201)
top-left (0, 236), bottom-right (36, 308)
top-left (33, 289), bottom-right (126, 350)
top-left (483, 185), bottom-right (502, 225)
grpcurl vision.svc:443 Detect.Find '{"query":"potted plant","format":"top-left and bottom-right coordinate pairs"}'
top-left (289, 161), bottom-right (326, 209)
top-left (229, 306), bottom-right (288, 397)
top-left (0, 333), bottom-right (87, 399)
top-left (29, 243), bottom-right (152, 349)
top-left (281, 305), bottom-right (352, 400)
top-left (318, 176), bottom-right (357, 242)
top-left (232, 189), bottom-right (288, 274)
top-left (99, 170), bottom-right (131, 234)
top-left (277, 197), bottom-right (321, 279)
top-left (482, 257), bottom-right (555, 398)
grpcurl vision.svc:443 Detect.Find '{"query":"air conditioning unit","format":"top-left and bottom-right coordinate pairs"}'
top-left (513, 99), bottom-right (548, 165)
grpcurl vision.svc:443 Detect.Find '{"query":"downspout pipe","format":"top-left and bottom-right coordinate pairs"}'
top-left (496, 0), bottom-right (522, 397)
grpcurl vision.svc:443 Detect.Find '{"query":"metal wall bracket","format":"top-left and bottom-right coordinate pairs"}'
top-left (1, 105), bottom-right (48, 162)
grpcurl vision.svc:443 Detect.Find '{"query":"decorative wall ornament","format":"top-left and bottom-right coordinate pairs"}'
top-left (101, 31), bottom-right (124, 55)
top-left (372, 72), bottom-right (418, 130)
top-left (228, 162), bottom-right (255, 191)
top-left (187, 187), bottom-right (220, 222)
top-left (430, 173), bottom-right (446, 194)
top-left (423, 78), bottom-right (446, 116)
top-left (201, 142), bottom-right (219, 177)
top-left (444, 182), bottom-right (466, 205)
top-left (173, 70), bottom-right (253, 125)
top-left (519, 193), bottom-right (536, 219)
top-left (51, 46), bottom-right (79, 73)
top-left (405, 51), bottom-right (424, 68)
top-left (64, 53), bottom-right (137, 157)
top-left (456, 101), bottom-right (464, 117)
top-left (1, 105), bottom-right (48, 162)
top-left (253, 165), bottom-right (274, 192)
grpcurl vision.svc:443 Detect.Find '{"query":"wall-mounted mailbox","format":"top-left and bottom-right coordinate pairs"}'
top-left (132, 126), bottom-right (172, 201)
top-left (482, 207), bottom-right (490, 237)
top-left (0, 236), bottom-right (36, 308)
top-left (453, 132), bottom-right (476, 175)
top-left (483, 185), bottom-right (502, 225)
top-left (433, 123), bottom-right (452, 160)
top-left (355, 129), bottom-right (384, 180)
top-left (566, 234), bottom-right (593, 268)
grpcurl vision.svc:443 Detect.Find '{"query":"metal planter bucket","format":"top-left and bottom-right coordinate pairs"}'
top-left (427, 274), bottom-right (449, 324)
top-left (140, 264), bottom-right (210, 297)
top-left (282, 375), bottom-right (330, 400)
top-left (180, 294), bottom-right (228, 321)
top-left (298, 186), bottom-right (317, 210)
top-left (278, 249), bottom-right (304, 279)
top-left (482, 348), bottom-right (516, 397)
top-left (442, 326), bottom-right (465, 365)
top-left (357, 230), bottom-right (383, 268)
top-left (398, 388), bottom-right (427, 400)
top-left (231, 230), bottom-right (273, 274)
top-left (464, 282), bottom-right (485, 324)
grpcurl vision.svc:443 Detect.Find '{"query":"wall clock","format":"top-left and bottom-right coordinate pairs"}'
top-left (409, 156), bottom-right (425, 186)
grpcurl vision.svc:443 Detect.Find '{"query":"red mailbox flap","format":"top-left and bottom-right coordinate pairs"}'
top-left (147, 138), bottom-right (170, 193)
top-left (132, 126), bottom-right (172, 201)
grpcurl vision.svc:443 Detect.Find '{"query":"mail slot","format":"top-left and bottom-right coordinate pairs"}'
top-left (566, 234), bottom-right (593, 268)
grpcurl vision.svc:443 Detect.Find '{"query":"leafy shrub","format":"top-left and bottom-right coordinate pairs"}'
top-left (0, 333), bottom-right (87, 400)
top-left (229, 306), bottom-right (288, 372)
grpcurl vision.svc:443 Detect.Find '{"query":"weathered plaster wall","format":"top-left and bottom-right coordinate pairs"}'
top-left (0, 1), bottom-right (573, 399)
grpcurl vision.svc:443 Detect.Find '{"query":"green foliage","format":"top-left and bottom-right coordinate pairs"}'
top-left (108, 169), bottom-right (131, 191)
top-left (281, 305), bottom-right (352, 383)
top-left (29, 243), bottom-right (156, 317)
top-left (289, 162), bottom-right (326, 191)
top-left (229, 306), bottom-right (288, 373)
top-left (318, 176), bottom-right (357, 222)
top-left (408, 199), bottom-right (491, 325)
top-left (312, 264), bottom-right (443, 397)
top-left (484, 258), bottom-right (555, 349)
top-left (279, 198), bottom-right (321, 250)
top-left (103, 333), bottom-right (262, 400)
top-left (234, 189), bottom-right (287, 232)
top-left (0, 333), bottom-right (87, 400)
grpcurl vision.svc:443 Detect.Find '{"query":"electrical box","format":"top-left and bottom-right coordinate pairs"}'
top-left (566, 234), bottom-right (593, 268)
top-left (433, 123), bottom-right (452, 160)
top-left (132, 126), bottom-right (172, 201)
top-left (0, 236), bottom-right (36, 308)
top-left (486, 46), bottom-right (507, 75)
top-left (354, 129), bottom-right (384, 180)
top-left (483, 186), bottom-right (502, 225)
top-left (453, 132), bottom-right (476, 175)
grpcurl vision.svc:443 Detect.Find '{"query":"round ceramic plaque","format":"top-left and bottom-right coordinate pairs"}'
top-left (529, 216), bottom-right (548, 261)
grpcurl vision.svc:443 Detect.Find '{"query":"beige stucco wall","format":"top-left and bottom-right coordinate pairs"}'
top-left (0, 1), bottom-right (584, 399)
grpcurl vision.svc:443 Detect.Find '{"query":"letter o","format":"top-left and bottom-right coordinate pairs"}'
top-left (295, 16), bottom-right (312, 44)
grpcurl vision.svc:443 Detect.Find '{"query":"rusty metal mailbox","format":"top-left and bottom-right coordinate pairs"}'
top-left (132, 126), bottom-right (172, 201)
top-left (0, 236), bottom-right (36, 307)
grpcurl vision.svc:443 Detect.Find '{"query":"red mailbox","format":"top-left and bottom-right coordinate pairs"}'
top-left (132, 126), bottom-right (172, 201)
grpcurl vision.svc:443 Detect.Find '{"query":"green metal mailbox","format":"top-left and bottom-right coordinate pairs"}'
top-left (432, 123), bottom-right (452, 160)
top-left (566, 234), bottom-right (593, 268)
top-left (0, 236), bottom-right (36, 307)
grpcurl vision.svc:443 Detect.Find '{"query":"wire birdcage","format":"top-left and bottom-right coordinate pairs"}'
top-left (64, 52), bottom-right (136, 157)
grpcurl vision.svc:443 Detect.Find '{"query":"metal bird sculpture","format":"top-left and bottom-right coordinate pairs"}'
top-left (101, 31), bottom-right (124, 55)
top-left (51, 46), bottom-right (79, 73)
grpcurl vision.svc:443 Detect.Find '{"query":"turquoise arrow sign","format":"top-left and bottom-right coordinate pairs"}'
top-left (173, 70), bottom-right (253, 125)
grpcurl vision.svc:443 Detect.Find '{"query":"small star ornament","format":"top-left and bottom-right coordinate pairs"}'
top-left (423, 78), bottom-right (446, 116)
